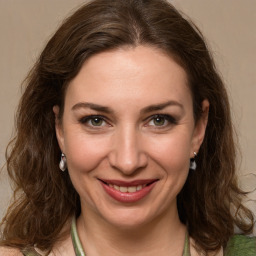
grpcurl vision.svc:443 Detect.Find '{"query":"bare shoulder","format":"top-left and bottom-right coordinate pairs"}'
top-left (0, 246), bottom-right (23, 256)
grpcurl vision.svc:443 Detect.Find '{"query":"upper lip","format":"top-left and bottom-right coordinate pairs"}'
top-left (98, 179), bottom-right (159, 187)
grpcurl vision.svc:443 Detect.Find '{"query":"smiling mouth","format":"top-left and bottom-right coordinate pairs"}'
top-left (98, 179), bottom-right (159, 203)
top-left (98, 179), bottom-right (158, 193)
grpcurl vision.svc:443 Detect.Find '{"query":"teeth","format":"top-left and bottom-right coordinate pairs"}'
top-left (114, 185), bottom-right (119, 190)
top-left (109, 184), bottom-right (146, 193)
top-left (137, 185), bottom-right (142, 191)
top-left (120, 186), bottom-right (127, 192)
top-left (127, 186), bottom-right (136, 193)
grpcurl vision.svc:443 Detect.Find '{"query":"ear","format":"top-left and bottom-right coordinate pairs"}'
top-left (53, 105), bottom-right (65, 153)
top-left (191, 99), bottom-right (209, 157)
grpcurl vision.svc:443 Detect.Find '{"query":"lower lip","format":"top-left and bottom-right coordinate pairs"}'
top-left (100, 182), bottom-right (157, 203)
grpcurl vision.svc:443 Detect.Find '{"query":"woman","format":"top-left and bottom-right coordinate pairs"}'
top-left (0, 0), bottom-right (255, 255)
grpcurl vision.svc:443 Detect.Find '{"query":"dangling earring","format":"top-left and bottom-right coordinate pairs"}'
top-left (190, 152), bottom-right (197, 171)
top-left (59, 153), bottom-right (67, 172)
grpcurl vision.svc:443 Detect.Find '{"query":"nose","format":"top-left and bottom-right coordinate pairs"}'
top-left (108, 126), bottom-right (148, 175)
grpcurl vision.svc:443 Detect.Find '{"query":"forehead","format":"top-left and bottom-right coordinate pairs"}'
top-left (65, 46), bottom-right (192, 109)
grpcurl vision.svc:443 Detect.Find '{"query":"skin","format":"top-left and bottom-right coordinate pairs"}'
top-left (54, 46), bottom-right (209, 256)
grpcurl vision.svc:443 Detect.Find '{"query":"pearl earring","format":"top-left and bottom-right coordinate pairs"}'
top-left (59, 153), bottom-right (67, 172)
top-left (190, 152), bottom-right (197, 171)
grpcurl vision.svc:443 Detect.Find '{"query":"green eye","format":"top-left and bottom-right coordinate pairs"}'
top-left (79, 115), bottom-right (109, 128)
top-left (147, 114), bottom-right (177, 128)
top-left (90, 117), bottom-right (104, 126)
top-left (151, 116), bottom-right (166, 126)
top-left (152, 116), bottom-right (166, 126)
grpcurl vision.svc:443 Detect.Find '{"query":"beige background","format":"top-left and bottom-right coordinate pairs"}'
top-left (0, 0), bottom-right (255, 223)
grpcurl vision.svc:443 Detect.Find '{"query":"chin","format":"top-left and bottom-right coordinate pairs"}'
top-left (97, 204), bottom-right (164, 231)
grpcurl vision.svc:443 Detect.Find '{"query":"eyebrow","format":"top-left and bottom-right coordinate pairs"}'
top-left (140, 100), bottom-right (184, 114)
top-left (71, 102), bottom-right (113, 114)
top-left (71, 100), bottom-right (183, 114)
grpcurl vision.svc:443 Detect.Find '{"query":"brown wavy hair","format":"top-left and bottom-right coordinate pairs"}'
top-left (0, 0), bottom-right (254, 254)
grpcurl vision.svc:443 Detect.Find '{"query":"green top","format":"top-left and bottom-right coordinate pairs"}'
top-left (21, 218), bottom-right (256, 256)
top-left (224, 234), bottom-right (256, 256)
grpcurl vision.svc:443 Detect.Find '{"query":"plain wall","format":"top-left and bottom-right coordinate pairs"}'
top-left (0, 0), bottom-right (255, 222)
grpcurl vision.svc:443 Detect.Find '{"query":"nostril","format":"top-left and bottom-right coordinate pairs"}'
top-left (108, 145), bottom-right (148, 174)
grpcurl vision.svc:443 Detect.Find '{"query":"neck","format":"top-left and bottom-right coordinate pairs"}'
top-left (76, 205), bottom-right (186, 256)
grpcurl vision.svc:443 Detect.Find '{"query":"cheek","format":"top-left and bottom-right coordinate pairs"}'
top-left (64, 133), bottom-right (111, 173)
top-left (151, 133), bottom-right (192, 203)
top-left (145, 131), bottom-right (192, 173)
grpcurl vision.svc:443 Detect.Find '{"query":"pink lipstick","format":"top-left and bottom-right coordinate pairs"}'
top-left (99, 179), bottom-right (158, 203)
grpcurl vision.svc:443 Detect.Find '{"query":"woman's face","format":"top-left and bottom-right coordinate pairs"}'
top-left (55, 46), bottom-right (208, 228)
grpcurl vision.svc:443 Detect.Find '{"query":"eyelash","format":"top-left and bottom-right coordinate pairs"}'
top-left (146, 114), bottom-right (177, 128)
top-left (79, 114), bottom-right (177, 129)
top-left (79, 115), bottom-right (109, 127)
